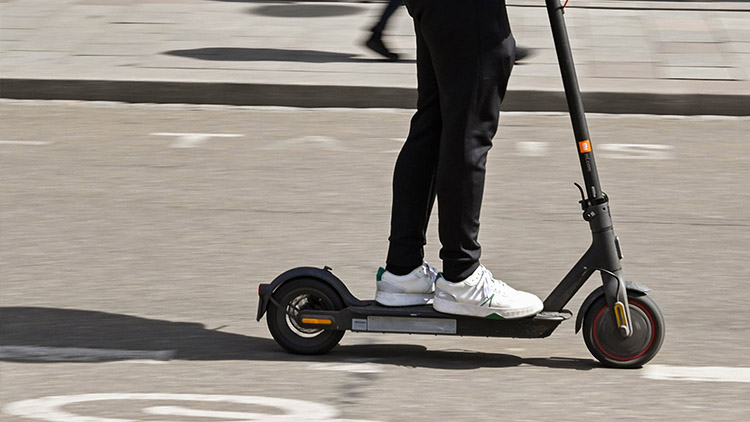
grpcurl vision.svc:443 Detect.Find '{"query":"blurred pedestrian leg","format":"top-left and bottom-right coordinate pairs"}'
top-left (363, 0), bottom-right (532, 63)
top-left (514, 46), bottom-right (532, 62)
top-left (364, 0), bottom-right (403, 61)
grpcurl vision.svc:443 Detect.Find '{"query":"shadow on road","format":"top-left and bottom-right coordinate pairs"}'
top-left (0, 307), bottom-right (596, 370)
top-left (206, 2), bottom-right (367, 18)
top-left (249, 4), bottom-right (366, 18)
top-left (164, 47), bottom-right (414, 63)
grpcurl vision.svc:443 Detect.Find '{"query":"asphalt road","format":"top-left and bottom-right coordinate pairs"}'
top-left (1, 100), bottom-right (749, 421)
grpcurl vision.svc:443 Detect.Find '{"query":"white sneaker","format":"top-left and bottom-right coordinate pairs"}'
top-left (433, 265), bottom-right (543, 319)
top-left (375, 263), bottom-right (438, 306)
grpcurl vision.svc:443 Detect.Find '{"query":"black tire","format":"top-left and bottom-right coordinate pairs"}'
top-left (266, 278), bottom-right (345, 355)
top-left (583, 293), bottom-right (665, 369)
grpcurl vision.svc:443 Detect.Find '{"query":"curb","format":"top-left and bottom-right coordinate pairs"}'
top-left (1, 78), bottom-right (749, 115)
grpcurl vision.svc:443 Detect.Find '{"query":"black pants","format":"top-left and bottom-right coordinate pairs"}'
top-left (371, 0), bottom-right (402, 36)
top-left (386, 0), bottom-right (515, 281)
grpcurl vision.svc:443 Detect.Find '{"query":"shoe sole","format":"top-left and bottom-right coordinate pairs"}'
top-left (375, 291), bottom-right (433, 307)
top-left (433, 296), bottom-right (542, 319)
top-left (364, 40), bottom-right (399, 61)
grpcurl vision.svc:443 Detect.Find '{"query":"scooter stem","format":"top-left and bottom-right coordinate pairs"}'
top-left (544, 0), bottom-right (632, 337)
top-left (545, 0), bottom-right (603, 203)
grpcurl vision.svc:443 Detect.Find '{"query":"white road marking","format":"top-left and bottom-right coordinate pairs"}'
top-left (3, 393), bottom-right (381, 422)
top-left (0, 346), bottom-right (175, 362)
top-left (599, 143), bottom-right (675, 160)
top-left (265, 135), bottom-right (346, 152)
top-left (308, 362), bottom-right (384, 374)
top-left (144, 405), bottom-right (284, 419)
top-left (143, 405), bottom-right (376, 422)
top-left (121, 359), bottom-right (170, 365)
top-left (642, 365), bottom-right (750, 383)
top-left (151, 132), bottom-right (243, 148)
top-left (0, 140), bottom-right (52, 146)
top-left (515, 141), bottom-right (548, 157)
top-left (385, 141), bottom-right (675, 159)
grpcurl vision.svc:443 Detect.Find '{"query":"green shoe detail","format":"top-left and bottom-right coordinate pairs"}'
top-left (486, 313), bottom-right (505, 320)
top-left (376, 267), bottom-right (386, 282)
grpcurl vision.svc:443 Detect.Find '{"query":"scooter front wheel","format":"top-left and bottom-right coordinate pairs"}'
top-left (583, 293), bottom-right (665, 368)
top-left (266, 278), bottom-right (345, 354)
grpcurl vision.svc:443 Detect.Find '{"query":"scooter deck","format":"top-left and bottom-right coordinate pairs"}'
top-left (299, 301), bottom-right (572, 339)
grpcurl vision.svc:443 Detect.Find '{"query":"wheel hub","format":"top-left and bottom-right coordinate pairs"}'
top-left (286, 294), bottom-right (326, 336)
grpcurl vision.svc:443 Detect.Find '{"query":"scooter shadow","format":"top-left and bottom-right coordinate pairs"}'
top-left (327, 345), bottom-right (597, 371)
top-left (0, 307), bottom-right (596, 371)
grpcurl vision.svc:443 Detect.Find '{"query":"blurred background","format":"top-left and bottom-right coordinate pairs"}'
top-left (1, 1), bottom-right (749, 421)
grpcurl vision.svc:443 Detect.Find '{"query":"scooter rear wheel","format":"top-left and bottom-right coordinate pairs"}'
top-left (583, 294), bottom-right (665, 368)
top-left (267, 278), bottom-right (345, 354)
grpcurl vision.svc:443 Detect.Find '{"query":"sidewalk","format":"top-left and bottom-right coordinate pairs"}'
top-left (1, 0), bottom-right (749, 114)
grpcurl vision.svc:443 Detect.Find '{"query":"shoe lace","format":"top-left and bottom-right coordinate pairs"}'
top-left (479, 266), bottom-right (510, 297)
top-left (423, 262), bottom-right (439, 282)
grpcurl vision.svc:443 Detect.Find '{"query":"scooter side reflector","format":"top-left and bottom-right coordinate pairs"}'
top-left (301, 318), bottom-right (333, 325)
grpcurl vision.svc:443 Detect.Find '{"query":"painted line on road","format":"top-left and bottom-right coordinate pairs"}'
top-left (264, 135), bottom-right (346, 152)
top-left (515, 141), bottom-right (549, 157)
top-left (144, 405), bottom-right (288, 419)
top-left (151, 132), bottom-right (243, 148)
top-left (0, 140), bottom-right (52, 146)
top-left (308, 362), bottom-right (384, 374)
top-left (2, 394), bottom-right (379, 422)
top-left (642, 364), bottom-right (750, 383)
top-left (599, 143), bottom-right (675, 160)
top-left (0, 346), bottom-right (175, 362)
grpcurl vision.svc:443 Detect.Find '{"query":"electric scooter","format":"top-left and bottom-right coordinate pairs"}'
top-left (256, 0), bottom-right (665, 368)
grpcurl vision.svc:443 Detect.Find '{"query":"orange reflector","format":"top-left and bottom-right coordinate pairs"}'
top-left (301, 318), bottom-right (333, 325)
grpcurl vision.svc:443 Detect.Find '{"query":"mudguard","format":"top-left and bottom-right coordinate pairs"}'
top-left (256, 266), bottom-right (369, 321)
top-left (574, 280), bottom-right (651, 333)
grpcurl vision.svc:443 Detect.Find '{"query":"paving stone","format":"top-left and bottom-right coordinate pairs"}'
top-left (662, 53), bottom-right (732, 67)
top-left (658, 41), bottom-right (727, 54)
top-left (0, 28), bottom-right (35, 41)
top-left (726, 41), bottom-right (750, 53)
top-left (657, 30), bottom-right (718, 43)
top-left (514, 63), bottom-right (565, 78)
top-left (0, 0), bottom-right (748, 114)
top-left (660, 66), bottom-right (741, 81)
top-left (589, 61), bottom-right (658, 79)
top-left (575, 48), bottom-right (657, 63)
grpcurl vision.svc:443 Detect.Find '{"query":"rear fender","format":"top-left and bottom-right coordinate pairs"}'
top-left (574, 281), bottom-right (651, 333)
top-left (256, 266), bottom-right (368, 321)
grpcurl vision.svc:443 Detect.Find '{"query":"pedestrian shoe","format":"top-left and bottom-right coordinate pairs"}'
top-left (375, 263), bottom-right (438, 306)
top-left (364, 34), bottom-right (400, 61)
top-left (433, 265), bottom-right (544, 319)
top-left (514, 46), bottom-right (534, 63)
